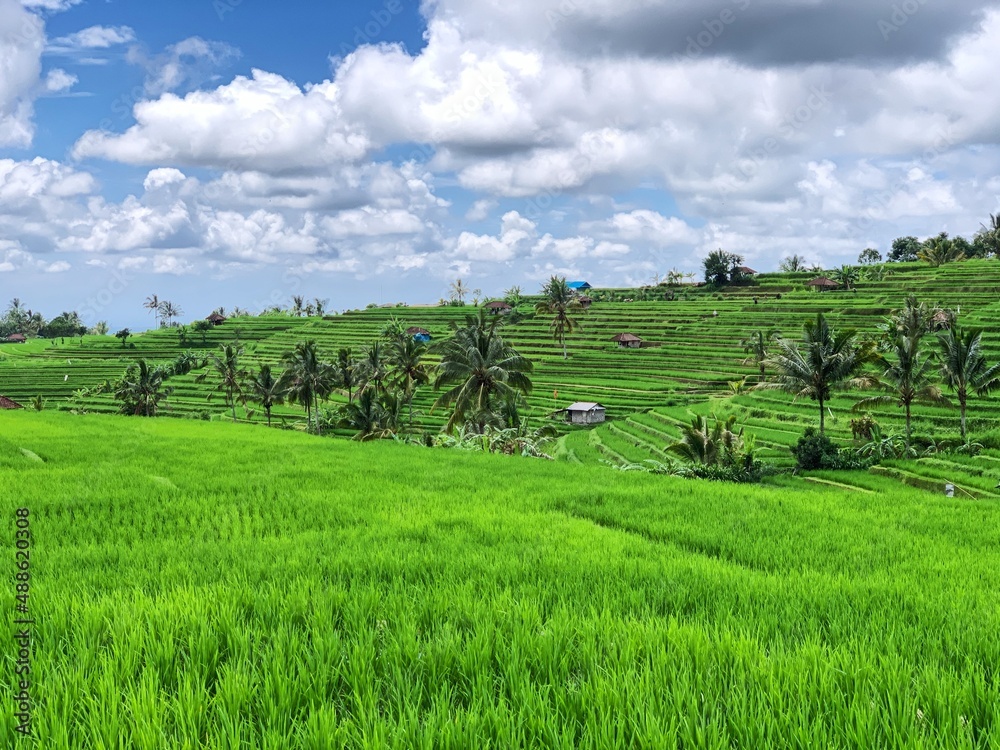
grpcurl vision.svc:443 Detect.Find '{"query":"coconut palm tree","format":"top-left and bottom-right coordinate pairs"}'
top-left (291, 296), bottom-right (305, 317)
top-left (918, 233), bottom-right (965, 267)
top-left (338, 389), bottom-right (402, 441)
top-left (449, 279), bottom-right (469, 304)
top-left (199, 343), bottom-right (247, 423)
top-left (278, 340), bottom-right (336, 435)
top-left (248, 363), bottom-right (285, 427)
top-left (668, 415), bottom-right (743, 466)
top-left (432, 309), bottom-right (534, 432)
top-left (937, 327), bottom-right (1000, 442)
top-left (313, 298), bottom-right (328, 316)
top-left (389, 336), bottom-right (429, 426)
top-left (536, 275), bottom-right (584, 360)
top-left (335, 347), bottom-right (358, 403)
top-left (855, 332), bottom-right (948, 452)
top-left (357, 341), bottom-right (390, 395)
top-left (778, 254), bottom-right (808, 272)
top-left (741, 329), bottom-right (778, 383)
top-left (757, 313), bottom-right (875, 433)
top-left (144, 294), bottom-right (160, 329)
top-left (114, 359), bottom-right (172, 417)
top-left (159, 301), bottom-right (182, 327)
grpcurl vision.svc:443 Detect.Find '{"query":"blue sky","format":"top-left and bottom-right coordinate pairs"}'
top-left (1, 0), bottom-right (998, 330)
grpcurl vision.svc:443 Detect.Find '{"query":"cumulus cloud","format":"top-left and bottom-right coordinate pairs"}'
top-left (0, 0), bottom-right (44, 146)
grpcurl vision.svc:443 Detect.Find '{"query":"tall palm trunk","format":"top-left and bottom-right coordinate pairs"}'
top-left (266, 406), bottom-right (272, 427)
top-left (959, 390), bottom-right (967, 443)
top-left (314, 392), bottom-right (321, 435)
top-left (904, 401), bottom-right (912, 453)
top-left (231, 392), bottom-right (237, 423)
top-left (562, 333), bottom-right (567, 360)
top-left (818, 395), bottom-right (825, 433)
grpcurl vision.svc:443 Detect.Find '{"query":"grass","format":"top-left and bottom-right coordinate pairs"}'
top-left (2, 412), bottom-right (1000, 747)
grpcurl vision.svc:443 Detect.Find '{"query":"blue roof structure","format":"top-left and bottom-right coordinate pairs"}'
top-left (567, 281), bottom-right (591, 290)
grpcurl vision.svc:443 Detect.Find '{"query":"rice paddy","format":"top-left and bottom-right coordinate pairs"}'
top-left (2, 412), bottom-right (1000, 748)
top-left (3, 260), bottom-right (1000, 746)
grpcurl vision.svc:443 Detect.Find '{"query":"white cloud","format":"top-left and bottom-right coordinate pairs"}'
top-left (128, 36), bottom-right (241, 96)
top-left (48, 25), bottom-right (135, 52)
top-left (43, 68), bottom-right (76, 93)
top-left (0, 0), bottom-right (44, 146)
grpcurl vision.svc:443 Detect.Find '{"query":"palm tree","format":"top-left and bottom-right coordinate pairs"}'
top-left (855, 332), bottom-right (948, 452)
top-left (757, 313), bottom-right (874, 433)
top-left (278, 340), bottom-right (336, 435)
top-left (918, 233), bottom-right (965, 267)
top-left (389, 336), bottom-right (429, 426)
top-left (313, 298), bottom-right (328, 316)
top-left (114, 359), bottom-right (172, 417)
top-left (291, 296), bottom-right (305, 317)
top-left (338, 389), bottom-right (401, 441)
top-left (159, 301), bottom-right (182, 327)
top-left (449, 279), bottom-right (469, 304)
top-left (741, 330), bottom-right (777, 383)
top-left (778, 255), bottom-right (808, 272)
top-left (335, 347), bottom-right (357, 403)
top-left (937, 327), bottom-right (1000, 442)
top-left (432, 309), bottom-right (534, 432)
top-left (668, 415), bottom-right (743, 466)
top-left (831, 265), bottom-right (860, 291)
top-left (144, 294), bottom-right (160, 329)
top-left (536, 275), bottom-right (584, 360)
top-left (504, 286), bottom-right (523, 306)
top-left (248, 363), bottom-right (285, 427)
top-left (200, 343), bottom-right (247, 423)
top-left (379, 316), bottom-right (406, 342)
top-left (356, 341), bottom-right (390, 396)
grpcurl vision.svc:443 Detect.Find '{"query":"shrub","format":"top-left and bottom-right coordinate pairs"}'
top-left (792, 428), bottom-right (842, 470)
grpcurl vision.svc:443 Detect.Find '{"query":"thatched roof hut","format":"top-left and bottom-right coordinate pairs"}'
top-left (485, 301), bottom-right (512, 314)
top-left (806, 277), bottom-right (839, 290)
top-left (0, 395), bottom-right (24, 409)
top-left (611, 332), bottom-right (643, 348)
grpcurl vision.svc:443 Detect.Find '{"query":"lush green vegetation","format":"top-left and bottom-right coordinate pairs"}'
top-left (2, 413), bottom-right (1000, 748)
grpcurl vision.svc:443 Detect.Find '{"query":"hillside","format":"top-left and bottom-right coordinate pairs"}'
top-left (4, 261), bottom-right (1000, 491)
top-left (2, 413), bottom-right (999, 747)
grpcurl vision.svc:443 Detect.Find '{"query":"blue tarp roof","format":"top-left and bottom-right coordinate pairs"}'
top-left (567, 281), bottom-right (591, 289)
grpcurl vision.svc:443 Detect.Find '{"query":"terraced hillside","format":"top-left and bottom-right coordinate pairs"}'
top-left (2, 260), bottom-right (1000, 495)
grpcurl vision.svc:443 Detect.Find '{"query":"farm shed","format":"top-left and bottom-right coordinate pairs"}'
top-left (564, 402), bottom-right (606, 425)
top-left (5, 333), bottom-right (26, 343)
top-left (485, 301), bottom-right (512, 315)
top-left (0, 395), bottom-right (24, 409)
top-left (611, 332), bottom-right (643, 348)
top-left (567, 281), bottom-right (592, 291)
top-left (735, 266), bottom-right (757, 275)
top-left (406, 326), bottom-right (432, 342)
top-left (206, 313), bottom-right (227, 325)
top-left (806, 277), bottom-right (839, 291)
top-left (578, 296), bottom-right (593, 309)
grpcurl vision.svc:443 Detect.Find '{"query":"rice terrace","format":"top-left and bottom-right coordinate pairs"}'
top-left (4, 0), bottom-right (1000, 747)
top-left (3, 250), bottom-right (1000, 748)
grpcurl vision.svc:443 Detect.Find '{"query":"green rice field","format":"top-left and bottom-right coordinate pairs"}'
top-left (2, 412), bottom-right (1000, 748)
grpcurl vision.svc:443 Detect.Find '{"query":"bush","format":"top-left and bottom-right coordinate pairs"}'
top-left (794, 428), bottom-right (875, 470)
top-left (792, 428), bottom-right (841, 470)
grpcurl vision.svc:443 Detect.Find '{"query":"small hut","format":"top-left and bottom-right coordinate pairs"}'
top-left (611, 333), bottom-right (643, 349)
top-left (406, 326), bottom-right (432, 342)
top-left (735, 266), bottom-right (758, 276)
top-left (578, 295), bottom-right (593, 309)
top-left (485, 301), bottom-right (512, 315)
top-left (805, 277), bottom-right (839, 292)
top-left (564, 402), bottom-right (606, 425)
top-left (206, 312), bottom-right (227, 326)
top-left (5, 333), bottom-right (26, 343)
top-left (567, 281), bottom-right (592, 292)
top-left (0, 395), bottom-right (24, 409)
